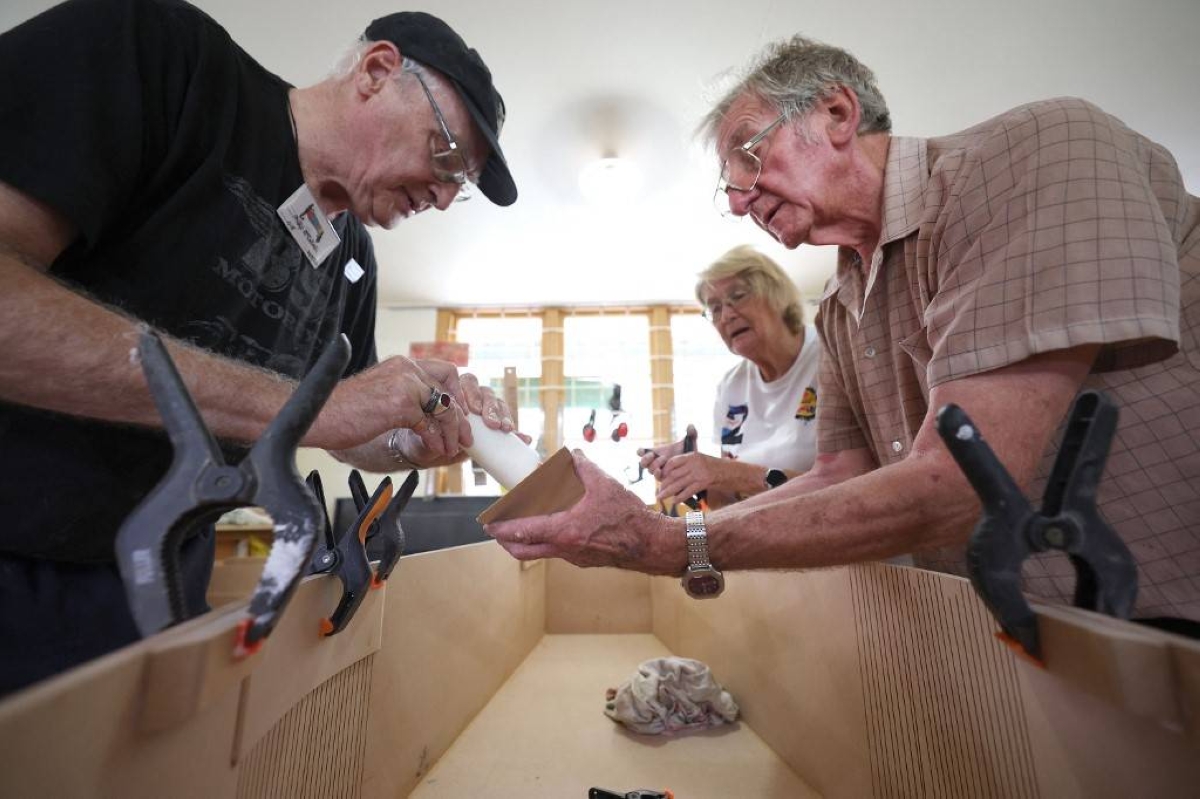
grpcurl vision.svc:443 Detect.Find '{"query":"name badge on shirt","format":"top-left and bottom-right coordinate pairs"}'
top-left (277, 184), bottom-right (341, 268)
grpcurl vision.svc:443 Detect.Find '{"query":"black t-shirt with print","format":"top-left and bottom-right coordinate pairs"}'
top-left (0, 0), bottom-right (379, 562)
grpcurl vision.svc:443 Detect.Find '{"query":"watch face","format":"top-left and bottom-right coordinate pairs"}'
top-left (765, 468), bottom-right (788, 489)
top-left (683, 568), bottom-right (725, 598)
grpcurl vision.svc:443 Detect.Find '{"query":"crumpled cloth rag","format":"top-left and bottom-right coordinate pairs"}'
top-left (604, 656), bottom-right (738, 735)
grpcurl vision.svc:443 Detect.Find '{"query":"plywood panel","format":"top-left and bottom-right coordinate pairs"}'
top-left (849, 564), bottom-right (1038, 799)
top-left (1016, 651), bottom-right (1200, 797)
top-left (408, 634), bottom-right (818, 798)
top-left (235, 573), bottom-right (385, 761)
top-left (0, 610), bottom-right (243, 799)
top-left (362, 541), bottom-right (545, 799)
top-left (238, 656), bottom-right (374, 799)
top-left (651, 567), bottom-right (872, 798)
top-left (545, 560), bottom-right (652, 633)
top-left (653, 562), bottom-right (1200, 798)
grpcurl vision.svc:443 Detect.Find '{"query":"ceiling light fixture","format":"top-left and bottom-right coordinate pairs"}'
top-left (578, 156), bottom-right (643, 206)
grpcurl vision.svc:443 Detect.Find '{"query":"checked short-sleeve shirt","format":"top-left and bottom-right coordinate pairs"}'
top-left (815, 97), bottom-right (1200, 619)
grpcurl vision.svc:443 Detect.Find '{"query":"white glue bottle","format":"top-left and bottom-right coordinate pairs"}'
top-left (465, 414), bottom-right (540, 490)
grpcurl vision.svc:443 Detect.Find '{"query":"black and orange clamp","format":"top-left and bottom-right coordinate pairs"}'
top-left (935, 390), bottom-right (1138, 661)
top-left (360, 468), bottom-right (419, 585)
top-left (115, 331), bottom-right (349, 657)
top-left (589, 788), bottom-right (673, 799)
top-left (307, 469), bottom-right (390, 637)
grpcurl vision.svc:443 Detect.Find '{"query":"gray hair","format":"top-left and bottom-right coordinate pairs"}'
top-left (695, 245), bottom-right (804, 335)
top-left (330, 38), bottom-right (433, 83)
top-left (699, 35), bottom-right (891, 147)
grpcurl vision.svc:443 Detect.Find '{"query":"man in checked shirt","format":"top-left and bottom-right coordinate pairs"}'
top-left (487, 35), bottom-right (1199, 627)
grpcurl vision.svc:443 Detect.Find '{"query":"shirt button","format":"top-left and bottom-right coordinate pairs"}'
top-left (864, 346), bottom-right (877, 358)
top-left (891, 440), bottom-right (903, 453)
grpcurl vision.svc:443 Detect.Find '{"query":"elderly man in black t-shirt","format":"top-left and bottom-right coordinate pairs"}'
top-left (0, 0), bottom-right (519, 693)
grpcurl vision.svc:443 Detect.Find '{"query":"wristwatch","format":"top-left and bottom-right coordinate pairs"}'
top-left (764, 468), bottom-right (789, 489)
top-left (681, 510), bottom-right (724, 599)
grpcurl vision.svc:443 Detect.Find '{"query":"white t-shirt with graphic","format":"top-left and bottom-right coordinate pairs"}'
top-left (711, 325), bottom-right (820, 473)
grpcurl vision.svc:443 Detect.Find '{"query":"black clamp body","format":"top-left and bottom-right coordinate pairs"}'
top-left (115, 331), bottom-right (350, 655)
top-left (589, 789), bottom-right (672, 799)
top-left (935, 390), bottom-right (1138, 659)
top-left (306, 467), bottom-right (418, 636)
top-left (356, 468), bottom-right (418, 584)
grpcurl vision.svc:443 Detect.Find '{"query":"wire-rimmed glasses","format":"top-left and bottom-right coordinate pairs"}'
top-left (701, 284), bottom-right (752, 322)
top-left (411, 69), bottom-right (477, 203)
top-left (712, 113), bottom-right (788, 216)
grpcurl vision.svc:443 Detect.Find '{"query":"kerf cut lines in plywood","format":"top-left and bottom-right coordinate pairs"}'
top-left (849, 564), bottom-right (1039, 798)
top-left (238, 656), bottom-right (374, 799)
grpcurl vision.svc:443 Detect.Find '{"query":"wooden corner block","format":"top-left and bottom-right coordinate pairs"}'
top-left (476, 447), bottom-right (584, 525)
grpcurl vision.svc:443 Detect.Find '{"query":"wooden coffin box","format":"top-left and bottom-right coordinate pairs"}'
top-left (1, 541), bottom-right (1198, 798)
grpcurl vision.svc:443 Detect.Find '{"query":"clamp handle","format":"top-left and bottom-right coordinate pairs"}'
top-left (368, 469), bottom-right (418, 586)
top-left (936, 390), bottom-right (1137, 660)
top-left (115, 332), bottom-right (232, 634)
top-left (305, 470), bottom-right (338, 574)
top-left (317, 477), bottom-right (391, 637)
top-left (236, 335), bottom-right (350, 649)
top-left (115, 332), bottom-right (349, 652)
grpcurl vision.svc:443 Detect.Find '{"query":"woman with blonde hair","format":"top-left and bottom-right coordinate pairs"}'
top-left (641, 245), bottom-right (820, 508)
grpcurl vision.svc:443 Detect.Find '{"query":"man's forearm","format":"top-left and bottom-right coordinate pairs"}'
top-left (706, 450), bottom-right (978, 571)
top-left (0, 255), bottom-right (312, 446)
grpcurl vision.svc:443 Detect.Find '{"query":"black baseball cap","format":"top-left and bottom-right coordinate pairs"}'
top-left (364, 12), bottom-right (517, 206)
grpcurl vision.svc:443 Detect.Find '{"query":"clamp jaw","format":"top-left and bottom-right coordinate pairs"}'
top-left (359, 468), bottom-right (418, 585)
top-left (115, 331), bottom-right (349, 656)
top-left (936, 390), bottom-right (1138, 660)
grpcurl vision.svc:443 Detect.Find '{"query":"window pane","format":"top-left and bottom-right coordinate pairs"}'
top-left (453, 316), bottom-right (543, 495)
top-left (670, 313), bottom-right (741, 451)
top-left (562, 315), bottom-right (655, 503)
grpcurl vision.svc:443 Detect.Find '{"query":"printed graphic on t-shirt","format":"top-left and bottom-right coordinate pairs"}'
top-left (721, 404), bottom-right (748, 446)
top-left (185, 174), bottom-right (332, 376)
top-left (796, 386), bottom-right (817, 421)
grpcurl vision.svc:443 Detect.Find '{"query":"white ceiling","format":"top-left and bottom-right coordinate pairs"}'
top-left (5, 0), bottom-right (1199, 310)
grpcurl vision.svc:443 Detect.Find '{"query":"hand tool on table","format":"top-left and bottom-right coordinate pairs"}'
top-left (589, 788), bottom-right (674, 799)
top-left (680, 425), bottom-right (709, 512)
top-left (115, 331), bottom-right (349, 657)
top-left (935, 389), bottom-right (1138, 661)
top-left (607, 384), bottom-right (629, 442)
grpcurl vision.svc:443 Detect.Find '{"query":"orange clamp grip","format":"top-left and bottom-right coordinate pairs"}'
top-left (233, 618), bottom-right (265, 661)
